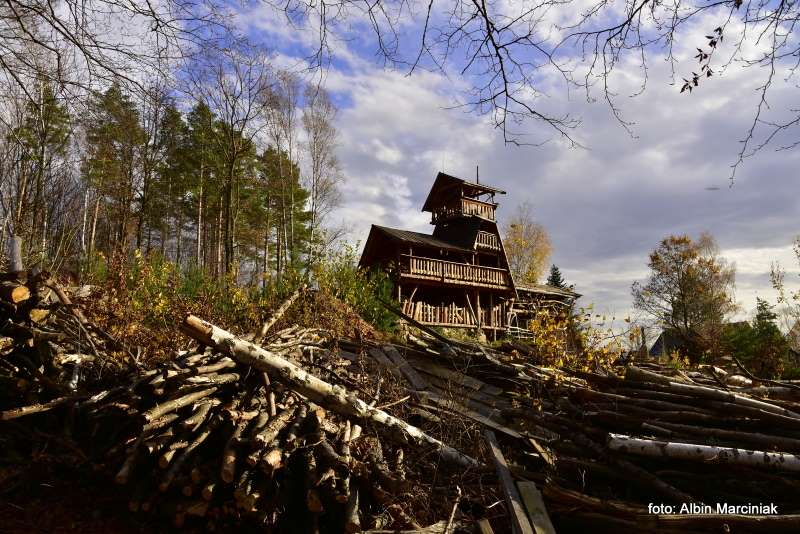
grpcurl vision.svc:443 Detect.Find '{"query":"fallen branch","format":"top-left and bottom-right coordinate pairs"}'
top-left (1, 394), bottom-right (80, 420)
top-left (258, 286), bottom-right (304, 341)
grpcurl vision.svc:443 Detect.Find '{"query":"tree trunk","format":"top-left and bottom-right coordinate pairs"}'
top-left (268, 228), bottom-right (269, 289)
top-left (176, 205), bottom-right (183, 267)
top-left (276, 218), bottom-right (282, 281)
top-left (8, 236), bottom-right (23, 274)
top-left (80, 190), bottom-right (88, 255)
top-left (216, 209), bottom-right (223, 278)
top-left (607, 433), bottom-right (800, 473)
top-left (90, 196), bottom-right (100, 255)
top-left (223, 156), bottom-right (236, 275)
top-left (196, 166), bottom-right (203, 268)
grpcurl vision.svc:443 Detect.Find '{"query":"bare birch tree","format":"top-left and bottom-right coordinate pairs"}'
top-left (264, 71), bottom-right (302, 280)
top-left (302, 85), bottom-right (342, 267)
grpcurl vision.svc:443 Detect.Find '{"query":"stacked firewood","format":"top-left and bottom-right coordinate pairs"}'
top-left (23, 324), bottom-right (478, 533)
top-left (0, 271), bottom-right (125, 418)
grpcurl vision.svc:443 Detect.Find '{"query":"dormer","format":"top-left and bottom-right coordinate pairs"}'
top-left (421, 172), bottom-right (506, 225)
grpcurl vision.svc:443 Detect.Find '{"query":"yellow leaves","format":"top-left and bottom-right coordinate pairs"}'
top-left (502, 202), bottom-right (552, 284)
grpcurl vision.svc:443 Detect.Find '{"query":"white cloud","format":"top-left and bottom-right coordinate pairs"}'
top-left (241, 2), bottom-right (800, 325)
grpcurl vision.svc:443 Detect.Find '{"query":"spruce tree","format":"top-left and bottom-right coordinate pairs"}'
top-left (547, 264), bottom-right (566, 288)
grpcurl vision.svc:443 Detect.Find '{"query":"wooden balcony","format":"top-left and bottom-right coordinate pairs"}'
top-left (475, 231), bottom-right (501, 251)
top-left (400, 255), bottom-right (512, 289)
top-left (431, 197), bottom-right (496, 223)
top-left (402, 300), bottom-right (506, 329)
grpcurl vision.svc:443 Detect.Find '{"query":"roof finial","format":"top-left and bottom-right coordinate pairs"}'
top-left (476, 165), bottom-right (479, 184)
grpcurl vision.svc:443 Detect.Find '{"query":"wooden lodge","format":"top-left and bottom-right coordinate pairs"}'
top-left (359, 172), bottom-right (579, 337)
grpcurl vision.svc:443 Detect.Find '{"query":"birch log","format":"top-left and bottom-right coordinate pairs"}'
top-left (180, 315), bottom-right (478, 467)
top-left (8, 235), bottom-right (23, 274)
top-left (608, 433), bottom-right (800, 473)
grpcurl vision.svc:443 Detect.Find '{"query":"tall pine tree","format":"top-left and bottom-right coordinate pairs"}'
top-left (82, 83), bottom-right (145, 256)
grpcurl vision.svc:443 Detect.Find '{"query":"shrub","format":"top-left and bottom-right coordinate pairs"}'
top-left (527, 306), bottom-right (617, 372)
top-left (87, 251), bottom-right (277, 347)
top-left (312, 243), bottom-right (395, 331)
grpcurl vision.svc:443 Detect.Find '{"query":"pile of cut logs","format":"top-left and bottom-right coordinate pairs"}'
top-left (88, 344), bottom-right (465, 531)
top-left (0, 270), bottom-right (125, 419)
top-left (3, 287), bottom-right (800, 532)
top-left (371, 321), bottom-right (800, 533)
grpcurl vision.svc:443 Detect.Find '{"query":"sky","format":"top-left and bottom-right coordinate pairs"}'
top-left (240, 2), bottom-right (800, 325)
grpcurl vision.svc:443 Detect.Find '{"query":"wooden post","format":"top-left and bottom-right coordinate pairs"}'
top-left (475, 290), bottom-right (482, 329)
top-left (489, 293), bottom-right (494, 327)
top-left (490, 293), bottom-right (496, 341)
top-left (409, 285), bottom-right (418, 303)
top-left (465, 293), bottom-right (478, 326)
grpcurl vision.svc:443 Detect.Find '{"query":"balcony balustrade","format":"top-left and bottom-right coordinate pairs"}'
top-left (402, 300), bottom-right (505, 328)
top-left (400, 254), bottom-right (511, 288)
top-left (475, 231), bottom-right (501, 251)
top-left (431, 197), bottom-right (496, 223)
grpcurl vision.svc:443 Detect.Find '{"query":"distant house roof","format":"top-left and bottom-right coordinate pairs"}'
top-left (649, 322), bottom-right (752, 357)
top-left (421, 172), bottom-right (506, 212)
top-left (516, 283), bottom-right (581, 300)
top-left (649, 329), bottom-right (685, 357)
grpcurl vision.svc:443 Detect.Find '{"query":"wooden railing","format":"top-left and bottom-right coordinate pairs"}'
top-left (475, 231), bottom-right (501, 251)
top-left (401, 255), bottom-right (511, 288)
top-left (403, 300), bottom-right (476, 326)
top-left (479, 306), bottom-right (504, 327)
top-left (431, 197), bottom-right (496, 223)
top-left (402, 300), bottom-right (506, 328)
top-left (461, 198), bottom-right (496, 220)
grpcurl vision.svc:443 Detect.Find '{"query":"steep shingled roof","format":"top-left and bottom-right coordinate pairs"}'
top-left (421, 172), bottom-right (506, 212)
top-left (358, 224), bottom-right (475, 268)
top-left (369, 225), bottom-right (472, 252)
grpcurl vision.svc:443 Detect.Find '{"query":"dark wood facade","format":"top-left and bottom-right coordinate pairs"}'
top-left (359, 172), bottom-right (578, 335)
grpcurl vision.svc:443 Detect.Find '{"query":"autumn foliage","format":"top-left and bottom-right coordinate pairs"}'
top-left (632, 233), bottom-right (736, 362)
top-left (502, 202), bottom-right (552, 284)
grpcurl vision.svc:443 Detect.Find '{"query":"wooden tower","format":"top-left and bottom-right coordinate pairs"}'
top-left (360, 172), bottom-right (514, 334)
